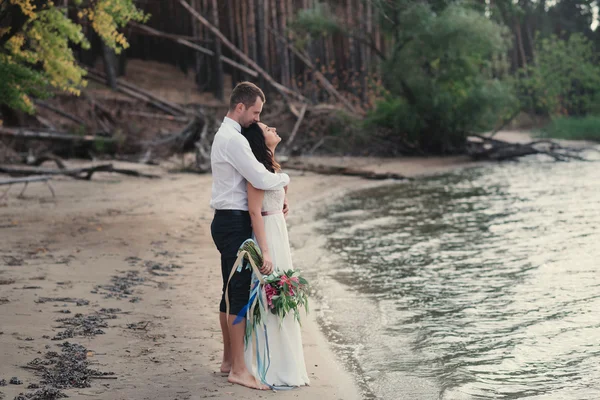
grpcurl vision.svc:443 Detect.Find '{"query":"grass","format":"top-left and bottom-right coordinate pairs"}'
top-left (538, 116), bottom-right (600, 142)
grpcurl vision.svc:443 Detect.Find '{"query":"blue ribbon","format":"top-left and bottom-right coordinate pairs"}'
top-left (229, 243), bottom-right (297, 391)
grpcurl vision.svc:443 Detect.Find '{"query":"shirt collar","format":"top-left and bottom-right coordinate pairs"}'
top-left (223, 117), bottom-right (242, 133)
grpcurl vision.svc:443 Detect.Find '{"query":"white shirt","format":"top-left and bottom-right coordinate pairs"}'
top-left (210, 117), bottom-right (290, 210)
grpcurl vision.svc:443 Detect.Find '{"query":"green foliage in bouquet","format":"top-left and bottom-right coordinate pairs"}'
top-left (235, 239), bottom-right (310, 342)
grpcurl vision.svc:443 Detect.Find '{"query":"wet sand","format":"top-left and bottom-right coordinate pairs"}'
top-left (0, 153), bottom-right (491, 399)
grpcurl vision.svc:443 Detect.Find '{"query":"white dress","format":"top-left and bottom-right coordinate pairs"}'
top-left (244, 187), bottom-right (310, 387)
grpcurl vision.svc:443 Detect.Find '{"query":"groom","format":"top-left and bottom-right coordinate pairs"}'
top-left (210, 82), bottom-right (290, 390)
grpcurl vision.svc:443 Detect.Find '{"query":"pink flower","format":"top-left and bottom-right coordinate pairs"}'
top-left (279, 276), bottom-right (289, 287)
top-left (264, 284), bottom-right (277, 309)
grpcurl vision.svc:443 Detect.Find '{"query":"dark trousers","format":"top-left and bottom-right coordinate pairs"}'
top-left (210, 211), bottom-right (252, 315)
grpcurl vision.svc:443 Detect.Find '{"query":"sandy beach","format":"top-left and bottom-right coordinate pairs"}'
top-left (0, 152), bottom-right (491, 400)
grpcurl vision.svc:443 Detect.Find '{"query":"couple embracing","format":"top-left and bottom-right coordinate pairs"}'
top-left (209, 82), bottom-right (310, 390)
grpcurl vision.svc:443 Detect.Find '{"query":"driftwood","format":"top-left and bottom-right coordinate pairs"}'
top-left (194, 117), bottom-right (212, 172)
top-left (0, 127), bottom-right (116, 144)
top-left (34, 100), bottom-right (86, 126)
top-left (91, 70), bottom-right (187, 116)
top-left (281, 161), bottom-right (410, 181)
top-left (129, 22), bottom-right (258, 78)
top-left (282, 103), bottom-right (307, 154)
top-left (83, 93), bottom-right (117, 125)
top-left (28, 152), bottom-right (66, 169)
top-left (0, 176), bottom-right (55, 199)
top-left (0, 164), bottom-right (160, 180)
top-left (129, 23), bottom-right (212, 43)
top-left (85, 69), bottom-right (186, 117)
top-left (178, 0), bottom-right (307, 118)
top-left (467, 134), bottom-right (588, 161)
top-left (120, 110), bottom-right (189, 122)
top-left (35, 115), bottom-right (57, 131)
top-left (144, 115), bottom-right (204, 152)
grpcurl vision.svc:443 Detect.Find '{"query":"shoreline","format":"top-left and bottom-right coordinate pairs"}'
top-left (0, 153), bottom-right (491, 400)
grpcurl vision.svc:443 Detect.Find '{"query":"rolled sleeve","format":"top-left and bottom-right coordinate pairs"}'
top-left (228, 135), bottom-right (290, 190)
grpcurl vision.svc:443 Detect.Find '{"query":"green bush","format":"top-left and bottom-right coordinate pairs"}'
top-left (515, 33), bottom-right (600, 117)
top-left (367, 3), bottom-right (515, 154)
top-left (538, 116), bottom-right (600, 142)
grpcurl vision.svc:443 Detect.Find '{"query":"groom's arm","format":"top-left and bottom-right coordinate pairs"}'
top-left (283, 185), bottom-right (289, 217)
top-left (228, 136), bottom-right (290, 190)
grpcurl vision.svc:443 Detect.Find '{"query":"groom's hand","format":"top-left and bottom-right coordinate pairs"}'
top-left (283, 197), bottom-right (289, 218)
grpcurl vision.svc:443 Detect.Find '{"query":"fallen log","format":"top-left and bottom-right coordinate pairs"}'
top-left (84, 73), bottom-right (179, 116)
top-left (466, 134), bottom-right (587, 161)
top-left (0, 176), bottom-right (55, 199)
top-left (128, 22), bottom-right (258, 78)
top-left (85, 69), bottom-right (187, 117)
top-left (120, 110), bottom-right (189, 122)
top-left (94, 70), bottom-right (186, 116)
top-left (0, 127), bottom-right (116, 144)
top-left (28, 153), bottom-right (66, 169)
top-left (0, 164), bottom-right (160, 180)
top-left (83, 93), bottom-right (117, 123)
top-left (34, 100), bottom-right (87, 126)
top-left (144, 115), bottom-right (204, 152)
top-left (281, 161), bottom-right (410, 181)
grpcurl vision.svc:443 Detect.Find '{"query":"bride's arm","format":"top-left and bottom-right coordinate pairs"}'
top-left (247, 182), bottom-right (273, 275)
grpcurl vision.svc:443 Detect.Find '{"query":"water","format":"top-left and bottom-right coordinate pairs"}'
top-left (314, 154), bottom-right (600, 399)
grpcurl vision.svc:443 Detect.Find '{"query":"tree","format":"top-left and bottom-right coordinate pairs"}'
top-left (0, 0), bottom-right (147, 114)
top-left (293, 1), bottom-right (515, 154)
top-left (515, 33), bottom-right (600, 116)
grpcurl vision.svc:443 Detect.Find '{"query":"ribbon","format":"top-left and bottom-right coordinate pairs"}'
top-left (224, 241), bottom-right (295, 391)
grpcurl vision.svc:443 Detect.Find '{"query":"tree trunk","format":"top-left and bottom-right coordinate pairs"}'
top-left (366, 1), bottom-right (372, 74)
top-left (236, 0), bottom-right (248, 81)
top-left (248, 0), bottom-right (257, 65)
top-left (211, 0), bottom-right (224, 100)
top-left (102, 43), bottom-right (118, 89)
top-left (191, 0), bottom-right (204, 90)
top-left (346, 0), bottom-right (356, 96)
top-left (270, 0), bottom-right (279, 82)
top-left (256, 0), bottom-right (267, 89)
top-left (514, 19), bottom-right (527, 68)
top-left (287, 0), bottom-right (296, 89)
top-left (279, 0), bottom-right (291, 87)
top-left (525, 17), bottom-right (536, 63)
top-left (228, 0), bottom-right (238, 84)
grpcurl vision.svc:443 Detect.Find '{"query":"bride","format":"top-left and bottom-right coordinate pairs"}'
top-left (241, 122), bottom-right (310, 388)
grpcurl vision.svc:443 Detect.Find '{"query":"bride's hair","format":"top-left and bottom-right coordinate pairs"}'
top-left (241, 123), bottom-right (280, 173)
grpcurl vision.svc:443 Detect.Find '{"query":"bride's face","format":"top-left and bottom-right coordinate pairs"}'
top-left (259, 122), bottom-right (281, 149)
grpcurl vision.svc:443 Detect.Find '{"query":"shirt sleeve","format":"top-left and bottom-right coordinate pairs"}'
top-left (227, 135), bottom-right (290, 190)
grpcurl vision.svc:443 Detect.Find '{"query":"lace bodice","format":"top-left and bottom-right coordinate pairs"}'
top-left (262, 187), bottom-right (285, 213)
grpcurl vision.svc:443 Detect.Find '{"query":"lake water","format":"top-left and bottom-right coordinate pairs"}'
top-left (313, 152), bottom-right (600, 399)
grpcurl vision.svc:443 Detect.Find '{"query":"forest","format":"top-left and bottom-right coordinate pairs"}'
top-left (0, 0), bottom-right (599, 170)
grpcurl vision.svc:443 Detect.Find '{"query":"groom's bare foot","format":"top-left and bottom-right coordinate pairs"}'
top-left (228, 370), bottom-right (269, 390)
top-left (220, 361), bottom-right (231, 374)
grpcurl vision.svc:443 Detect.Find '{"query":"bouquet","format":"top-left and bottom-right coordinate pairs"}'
top-left (234, 239), bottom-right (310, 337)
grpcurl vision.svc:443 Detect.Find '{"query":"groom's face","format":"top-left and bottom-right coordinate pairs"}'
top-left (239, 97), bottom-right (264, 128)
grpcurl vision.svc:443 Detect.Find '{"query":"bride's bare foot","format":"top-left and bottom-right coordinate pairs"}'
top-left (228, 370), bottom-right (269, 390)
top-left (220, 361), bottom-right (231, 374)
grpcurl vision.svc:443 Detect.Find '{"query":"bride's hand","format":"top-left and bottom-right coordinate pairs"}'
top-left (261, 252), bottom-right (273, 275)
